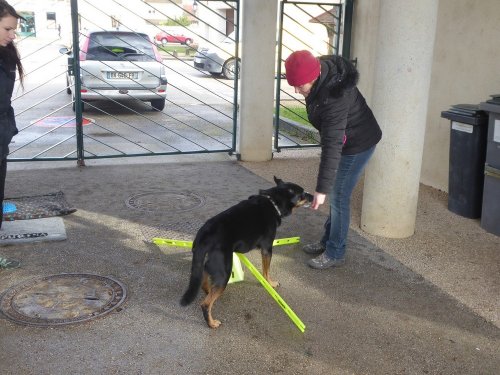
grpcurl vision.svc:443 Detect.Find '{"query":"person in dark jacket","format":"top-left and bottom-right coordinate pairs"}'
top-left (285, 50), bottom-right (382, 270)
top-left (0, 0), bottom-right (23, 269)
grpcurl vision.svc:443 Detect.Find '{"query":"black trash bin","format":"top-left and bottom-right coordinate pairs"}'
top-left (441, 104), bottom-right (488, 218)
top-left (479, 96), bottom-right (500, 236)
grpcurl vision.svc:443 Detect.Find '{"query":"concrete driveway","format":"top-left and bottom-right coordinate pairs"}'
top-left (0, 155), bottom-right (498, 374)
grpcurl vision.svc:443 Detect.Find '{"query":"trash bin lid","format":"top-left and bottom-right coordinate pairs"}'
top-left (452, 104), bottom-right (481, 112)
top-left (486, 94), bottom-right (500, 105)
top-left (479, 101), bottom-right (500, 114)
top-left (441, 104), bottom-right (488, 125)
top-left (450, 104), bottom-right (487, 116)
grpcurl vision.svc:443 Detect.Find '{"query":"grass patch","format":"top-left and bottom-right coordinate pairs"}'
top-left (158, 45), bottom-right (196, 56)
top-left (280, 105), bottom-right (311, 126)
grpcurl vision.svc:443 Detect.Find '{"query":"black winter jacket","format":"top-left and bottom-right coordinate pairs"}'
top-left (306, 55), bottom-right (382, 194)
top-left (0, 55), bottom-right (18, 160)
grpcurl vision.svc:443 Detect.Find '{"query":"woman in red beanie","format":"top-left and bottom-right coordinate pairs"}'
top-left (285, 50), bottom-right (382, 270)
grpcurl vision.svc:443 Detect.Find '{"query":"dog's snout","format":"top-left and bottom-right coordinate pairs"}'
top-left (297, 192), bottom-right (314, 208)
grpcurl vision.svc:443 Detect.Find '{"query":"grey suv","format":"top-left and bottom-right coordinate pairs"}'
top-left (63, 30), bottom-right (167, 112)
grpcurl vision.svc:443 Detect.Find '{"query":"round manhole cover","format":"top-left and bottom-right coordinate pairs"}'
top-left (126, 191), bottom-right (205, 213)
top-left (0, 273), bottom-right (127, 327)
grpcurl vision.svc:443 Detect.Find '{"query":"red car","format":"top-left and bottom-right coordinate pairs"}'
top-left (155, 30), bottom-right (194, 46)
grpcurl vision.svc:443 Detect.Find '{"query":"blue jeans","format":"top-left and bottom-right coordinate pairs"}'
top-left (320, 146), bottom-right (376, 260)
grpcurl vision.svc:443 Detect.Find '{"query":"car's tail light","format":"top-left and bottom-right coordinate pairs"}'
top-left (153, 46), bottom-right (162, 63)
top-left (79, 34), bottom-right (91, 61)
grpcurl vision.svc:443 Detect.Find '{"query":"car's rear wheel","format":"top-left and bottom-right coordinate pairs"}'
top-left (151, 99), bottom-right (165, 111)
top-left (222, 58), bottom-right (240, 80)
top-left (184, 38), bottom-right (193, 46)
top-left (66, 76), bottom-right (72, 94)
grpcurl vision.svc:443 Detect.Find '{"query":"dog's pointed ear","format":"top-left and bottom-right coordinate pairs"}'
top-left (273, 176), bottom-right (283, 186)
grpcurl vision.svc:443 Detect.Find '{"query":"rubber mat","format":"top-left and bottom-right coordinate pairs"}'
top-left (3, 191), bottom-right (76, 221)
top-left (0, 217), bottom-right (67, 245)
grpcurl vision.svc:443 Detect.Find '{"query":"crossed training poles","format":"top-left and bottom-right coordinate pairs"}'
top-left (152, 237), bottom-right (306, 333)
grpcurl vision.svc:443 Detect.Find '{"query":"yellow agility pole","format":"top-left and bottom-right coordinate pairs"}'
top-left (152, 238), bottom-right (247, 283)
top-left (236, 253), bottom-right (306, 333)
top-left (152, 237), bottom-right (300, 248)
top-left (152, 238), bottom-right (193, 247)
top-left (272, 237), bottom-right (300, 246)
top-left (152, 237), bottom-right (301, 284)
top-left (153, 236), bottom-right (305, 331)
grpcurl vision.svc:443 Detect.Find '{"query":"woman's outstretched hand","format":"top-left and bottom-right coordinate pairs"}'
top-left (311, 192), bottom-right (326, 210)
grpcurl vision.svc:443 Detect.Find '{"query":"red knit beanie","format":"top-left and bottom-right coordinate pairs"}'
top-left (285, 50), bottom-right (321, 86)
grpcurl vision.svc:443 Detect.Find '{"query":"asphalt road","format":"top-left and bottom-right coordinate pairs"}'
top-left (12, 42), bottom-right (239, 160)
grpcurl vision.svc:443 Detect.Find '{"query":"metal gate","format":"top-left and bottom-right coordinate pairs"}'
top-left (10, 0), bottom-right (351, 163)
top-left (274, 0), bottom-right (352, 151)
top-left (10, 0), bottom-right (240, 164)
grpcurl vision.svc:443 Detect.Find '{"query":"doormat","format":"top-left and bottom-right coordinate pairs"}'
top-left (0, 217), bottom-right (67, 245)
top-left (3, 191), bottom-right (76, 221)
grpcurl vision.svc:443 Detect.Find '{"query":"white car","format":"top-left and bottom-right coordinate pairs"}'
top-left (193, 32), bottom-right (285, 80)
top-left (193, 32), bottom-right (240, 80)
top-left (63, 30), bottom-right (167, 111)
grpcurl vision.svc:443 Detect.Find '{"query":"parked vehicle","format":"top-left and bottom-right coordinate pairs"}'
top-left (155, 29), bottom-right (194, 46)
top-left (193, 32), bottom-right (240, 80)
top-left (61, 30), bottom-right (167, 112)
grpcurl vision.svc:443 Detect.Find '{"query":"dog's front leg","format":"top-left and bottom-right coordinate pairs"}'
top-left (261, 252), bottom-right (280, 288)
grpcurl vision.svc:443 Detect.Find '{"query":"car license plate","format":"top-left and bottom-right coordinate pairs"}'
top-left (107, 71), bottom-right (138, 79)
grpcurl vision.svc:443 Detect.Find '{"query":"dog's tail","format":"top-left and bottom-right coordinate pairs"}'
top-left (180, 242), bottom-right (208, 306)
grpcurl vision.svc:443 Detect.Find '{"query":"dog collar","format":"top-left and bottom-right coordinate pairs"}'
top-left (261, 195), bottom-right (282, 217)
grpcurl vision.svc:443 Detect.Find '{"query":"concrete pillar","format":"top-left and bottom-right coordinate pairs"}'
top-left (361, 0), bottom-right (439, 238)
top-left (238, 0), bottom-right (278, 161)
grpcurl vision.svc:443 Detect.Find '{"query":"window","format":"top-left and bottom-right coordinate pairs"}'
top-left (46, 12), bottom-right (56, 29)
top-left (111, 16), bottom-right (120, 30)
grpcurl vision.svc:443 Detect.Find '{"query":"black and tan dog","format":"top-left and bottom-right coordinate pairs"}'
top-left (180, 176), bottom-right (313, 328)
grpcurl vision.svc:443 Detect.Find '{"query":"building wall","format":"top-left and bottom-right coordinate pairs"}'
top-left (15, 0), bottom-right (71, 39)
top-left (13, 0), bottom-right (188, 43)
top-left (196, 1), bottom-right (232, 42)
top-left (349, 0), bottom-right (380, 106)
top-left (421, 0), bottom-right (500, 191)
top-left (353, 0), bottom-right (500, 192)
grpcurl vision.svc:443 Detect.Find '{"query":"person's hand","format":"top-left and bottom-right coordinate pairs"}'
top-left (311, 192), bottom-right (326, 210)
